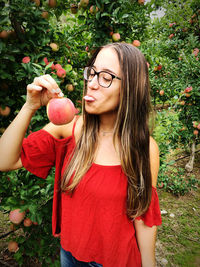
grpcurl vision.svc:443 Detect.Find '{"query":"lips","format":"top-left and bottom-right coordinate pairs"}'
top-left (83, 95), bottom-right (96, 102)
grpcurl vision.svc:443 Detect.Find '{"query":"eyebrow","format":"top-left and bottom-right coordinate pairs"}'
top-left (92, 65), bottom-right (118, 76)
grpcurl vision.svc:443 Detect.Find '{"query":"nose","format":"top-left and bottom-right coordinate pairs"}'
top-left (88, 74), bottom-right (99, 90)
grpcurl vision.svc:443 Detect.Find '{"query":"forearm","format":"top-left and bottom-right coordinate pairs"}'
top-left (134, 220), bottom-right (157, 267)
top-left (140, 245), bottom-right (156, 267)
top-left (0, 102), bottom-right (36, 171)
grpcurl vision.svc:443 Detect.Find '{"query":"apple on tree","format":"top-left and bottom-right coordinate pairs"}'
top-left (8, 241), bottom-right (19, 253)
top-left (0, 106), bottom-right (11, 116)
top-left (112, 33), bottom-right (120, 42)
top-left (65, 84), bottom-right (74, 92)
top-left (50, 43), bottom-right (59, 52)
top-left (9, 209), bottom-right (26, 224)
top-left (22, 57), bottom-right (31, 63)
top-left (23, 218), bottom-right (33, 227)
top-left (41, 11), bottom-right (49, 19)
top-left (79, 0), bottom-right (89, 9)
top-left (48, 0), bottom-right (56, 8)
top-left (0, 30), bottom-right (9, 39)
top-left (159, 90), bottom-right (164, 96)
top-left (90, 5), bottom-right (99, 15)
top-left (57, 68), bottom-right (66, 78)
top-left (132, 40), bottom-right (141, 47)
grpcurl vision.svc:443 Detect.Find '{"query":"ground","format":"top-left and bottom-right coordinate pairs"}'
top-left (0, 149), bottom-right (199, 267)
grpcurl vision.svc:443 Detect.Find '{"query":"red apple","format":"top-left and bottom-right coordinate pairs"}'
top-left (9, 209), bottom-right (26, 224)
top-left (57, 68), bottom-right (66, 78)
top-left (23, 218), bottom-right (33, 227)
top-left (33, 0), bottom-right (40, 6)
top-left (193, 130), bottom-right (198, 136)
top-left (47, 97), bottom-right (76, 125)
top-left (8, 241), bottom-right (19, 253)
top-left (90, 5), bottom-right (99, 15)
top-left (138, 0), bottom-right (145, 4)
top-left (48, 0), bottom-right (56, 8)
top-left (169, 34), bottom-right (174, 39)
top-left (192, 48), bottom-right (199, 57)
top-left (41, 11), bottom-right (49, 19)
top-left (0, 106), bottom-right (11, 116)
top-left (22, 56), bottom-right (30, 63)
top-left (159, 90), bottom-right (164, 96)
top-left (54, 63), bottom-right (62, 70)
top-left (132, 40), bottom-right (141, 47)
top-left (112, 33), bottom-right (120, 42)
top-left (0, 30), bottom-right (9, 39)
top-left (51, 63), bottom-right (55, 70)
top-left (184, 86), bottom-right (192, 93)
top-left (43, 57), bottom-right (49, 65)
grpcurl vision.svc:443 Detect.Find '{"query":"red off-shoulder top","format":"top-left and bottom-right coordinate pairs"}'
top-left (21, 125), bottom-right (162, 267)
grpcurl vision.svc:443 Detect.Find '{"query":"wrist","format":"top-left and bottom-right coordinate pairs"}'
top-left (22, 102), bottom-right (38, 115)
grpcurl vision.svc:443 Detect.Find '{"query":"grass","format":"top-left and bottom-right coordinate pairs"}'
top-left (156, 147), bottom-right (200, 267)
top-left (157, 189), bottom-right (200, 267)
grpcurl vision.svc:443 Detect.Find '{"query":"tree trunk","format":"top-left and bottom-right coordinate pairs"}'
top-left (185, 141), bottom-right (196, 172)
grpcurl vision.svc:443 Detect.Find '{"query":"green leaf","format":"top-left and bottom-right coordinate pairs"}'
top-left (64, 64), bottom-right (72, 72)
top-left (122, 14), bottom-right (129, 19)
top-left (44, 62), bottom-right (54, 72)
top-left (31, 63), bottom-right (43, 70)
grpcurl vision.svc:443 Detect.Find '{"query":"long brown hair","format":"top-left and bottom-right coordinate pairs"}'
top-left (62, 42), bottom-right (152, 219)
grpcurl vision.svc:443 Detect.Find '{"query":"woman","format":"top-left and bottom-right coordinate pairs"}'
top-left (0, 42), bottom-right (162, 267)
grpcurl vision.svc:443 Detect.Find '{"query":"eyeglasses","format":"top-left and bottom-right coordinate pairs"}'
top-left (84, 67), bottom-right (121, 88)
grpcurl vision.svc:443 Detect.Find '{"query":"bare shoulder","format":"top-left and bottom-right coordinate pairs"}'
top-left (43, 115), bottom-right (83, 139)
top-left (149, 137), bottom-right (160, 187)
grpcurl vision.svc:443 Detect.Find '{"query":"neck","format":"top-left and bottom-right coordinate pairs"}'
top-left (99, 112), bottom-right (117, 132)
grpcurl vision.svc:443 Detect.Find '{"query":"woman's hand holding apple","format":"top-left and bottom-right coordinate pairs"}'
top-left (26, 74), bottom-right (64, 111)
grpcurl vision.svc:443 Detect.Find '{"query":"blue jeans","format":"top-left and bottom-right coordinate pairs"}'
top-left (60, 247), bottom-right (103, 267)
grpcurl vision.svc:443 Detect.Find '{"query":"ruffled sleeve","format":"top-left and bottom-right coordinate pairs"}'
top-left (135, 186), bottom-right (162, 227)
top-left (21, 129), bottom-right (56, 179)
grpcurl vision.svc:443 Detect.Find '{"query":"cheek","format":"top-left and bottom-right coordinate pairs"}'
top-left (107, 92), bottom-right (120, 109)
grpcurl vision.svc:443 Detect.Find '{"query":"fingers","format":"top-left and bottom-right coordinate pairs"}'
top-left (27, 84), bottom-right (43, 92)
top-left (30, 74), bottom-right (64, 97)
top-left (43, 74), bottom-right (58, 90)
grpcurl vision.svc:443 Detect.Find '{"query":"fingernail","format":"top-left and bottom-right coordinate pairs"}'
top-left (58, 92), bottom-right (64, 97)
top-left (55, 88), bottom-right (60, 93)
top-left (52, 89), bottom-right (56, 93)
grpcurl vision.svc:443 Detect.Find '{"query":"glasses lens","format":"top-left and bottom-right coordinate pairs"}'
top-left (84, 67), bottom-right (95, 81)
top-left (83, 67), bottom-right (113, 88)
top-left (99, 72), bottom-right (112, 88)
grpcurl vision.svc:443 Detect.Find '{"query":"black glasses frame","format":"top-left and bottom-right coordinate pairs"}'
top-left (84, 67), bottom-right (121, 88)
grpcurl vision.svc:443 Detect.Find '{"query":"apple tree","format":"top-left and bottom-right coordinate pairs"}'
top-left (146, 0), bottom-right (200, 171)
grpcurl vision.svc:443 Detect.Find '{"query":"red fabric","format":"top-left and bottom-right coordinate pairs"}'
top-left (21, 128), bottom-right (162, 267)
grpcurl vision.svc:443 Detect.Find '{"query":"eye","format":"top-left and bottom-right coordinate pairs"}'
top-left (89, 68), bottom-right (95, 78)
top-left (101, 72), bottom-right (112, 81)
